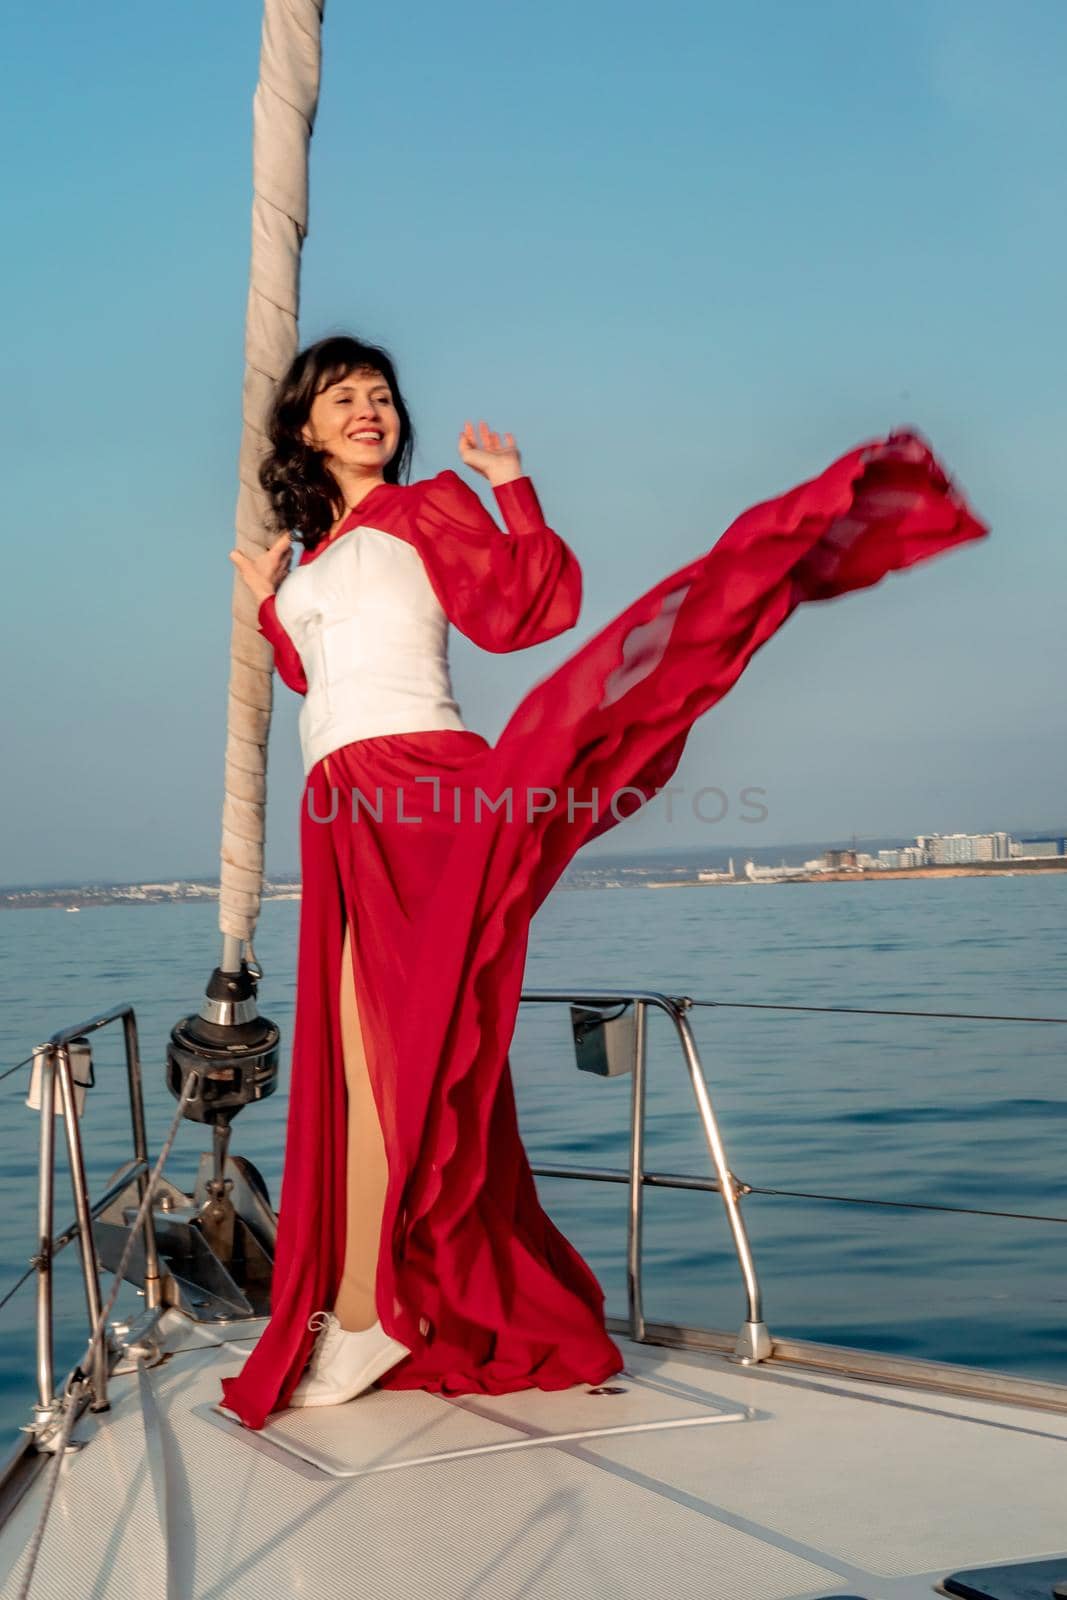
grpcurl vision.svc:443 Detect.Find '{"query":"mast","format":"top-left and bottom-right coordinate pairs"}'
top-left (158, 0), bottom-right (327, 1321)
top-left (219, 0), bottom-right (325, 965)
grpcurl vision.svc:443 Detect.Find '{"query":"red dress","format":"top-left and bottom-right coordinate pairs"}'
top-left (220, 432), bottom-right (986, 1430)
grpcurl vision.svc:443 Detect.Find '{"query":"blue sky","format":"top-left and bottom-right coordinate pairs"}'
top-left (1, 0), bottom-right (1064, 883)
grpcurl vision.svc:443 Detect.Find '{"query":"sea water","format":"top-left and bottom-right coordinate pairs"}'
top-left (0, 874), bottom-right (1064, 1444)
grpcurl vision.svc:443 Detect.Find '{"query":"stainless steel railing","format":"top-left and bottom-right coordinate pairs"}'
top-left (6, 1034), bottom-right (198, 1600)
top-left (26, 1004), bottom-right (166, 1436)
top-left (523, 987), bottom-right (1067, 1372)
top-left (6, 984), bottom-right (1066, 1443)
top-left (523, 989), bottom-right (772, 1364)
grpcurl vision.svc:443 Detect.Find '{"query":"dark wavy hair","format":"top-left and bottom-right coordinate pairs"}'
top-left (258, 334), bottom-right (416, 549)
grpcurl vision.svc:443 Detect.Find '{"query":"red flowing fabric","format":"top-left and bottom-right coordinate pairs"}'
top-left (220, 431), bottom-right (986, 1429)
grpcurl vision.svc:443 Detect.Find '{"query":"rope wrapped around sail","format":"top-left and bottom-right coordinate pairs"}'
top-left (220, 0), bottom-right (324, 942)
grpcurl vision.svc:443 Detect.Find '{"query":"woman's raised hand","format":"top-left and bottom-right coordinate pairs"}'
top-left (458, 420), bottom-right (523, 488)
top-left (229, 531), bottom-right (294, 606)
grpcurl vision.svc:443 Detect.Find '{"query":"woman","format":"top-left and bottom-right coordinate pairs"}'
top-left (221, 333), bottom-right (985, 1431)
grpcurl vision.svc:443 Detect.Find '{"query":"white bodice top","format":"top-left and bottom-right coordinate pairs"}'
top-left (273, 522), bottom-right (466, 776)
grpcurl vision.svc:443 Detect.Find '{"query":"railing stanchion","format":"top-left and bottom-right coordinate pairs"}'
top-left (32, 1047), bottom-right (57, 1421)
top-left (55, 1044), bottom-right (109, 1410)
top-left (123, 1010), bottom-right (163, 1311)
top-left (627, 1001), bottom-right (648, 1341)
top-left (523, 987), bottom-right (771, 1362)
top-left (668, 1003), bottom-right (772, 1363)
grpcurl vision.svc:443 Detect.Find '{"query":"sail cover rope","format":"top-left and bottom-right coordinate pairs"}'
top-left (220, 0), bottom-right (324, 944)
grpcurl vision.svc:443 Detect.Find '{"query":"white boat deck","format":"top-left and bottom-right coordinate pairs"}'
top-left (2, 1310), bottom-right (1066, 1600)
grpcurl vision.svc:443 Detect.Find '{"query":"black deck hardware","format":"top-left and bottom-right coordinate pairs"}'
top-left (944, 1557), bottom-right (1067, 1599)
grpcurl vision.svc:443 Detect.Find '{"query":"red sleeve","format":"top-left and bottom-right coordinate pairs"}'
top-left (411, 471), bottom-right (582, 652)
top-left (257, 593), bottom-right (308, 695)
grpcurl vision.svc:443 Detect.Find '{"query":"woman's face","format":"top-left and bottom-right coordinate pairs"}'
top-left (301, 365), bottom-right (401, 479)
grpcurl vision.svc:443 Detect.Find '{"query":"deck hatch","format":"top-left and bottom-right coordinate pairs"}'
top-left (208, 1367), bottom-right (749, 1478)
top-left (944, 1556), bottom-right (1067, 1600)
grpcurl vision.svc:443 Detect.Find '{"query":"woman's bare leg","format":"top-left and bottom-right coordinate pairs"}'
top-left (333, 916), bottom-right (389, 1332)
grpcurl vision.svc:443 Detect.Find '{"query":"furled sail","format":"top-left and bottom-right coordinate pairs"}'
top-left (220, 0), bottom-right (324, 944)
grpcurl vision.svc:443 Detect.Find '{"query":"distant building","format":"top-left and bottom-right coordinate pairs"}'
top-left (914, 831), bottom-right (1014, 865)
top-left (744, 859), bottom-right (810, 881)
top-left (697, 856), bottom-right (737, 883)
top-left (935, 834), bottom-right (978, 864)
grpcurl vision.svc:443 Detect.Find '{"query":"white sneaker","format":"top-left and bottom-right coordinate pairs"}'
top-left (287, 1311), bottom-right (412, 1408)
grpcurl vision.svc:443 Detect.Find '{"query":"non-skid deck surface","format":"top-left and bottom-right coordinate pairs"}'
top-left (238, 1357), bottom-right (748, 1477)
top-left (1, 1314), bottom-right (1065, 1600)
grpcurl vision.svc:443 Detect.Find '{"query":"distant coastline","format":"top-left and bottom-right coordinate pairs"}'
top-left (3, 855), bottom-right (1065, 911)
top-left (634, 859), bottom-right (1067, 889)
top-left (0, 880), bottom-right (304, 912)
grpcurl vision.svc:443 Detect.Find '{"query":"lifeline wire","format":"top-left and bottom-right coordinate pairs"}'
top-left (690, 999), bottom-right (1067, 1024)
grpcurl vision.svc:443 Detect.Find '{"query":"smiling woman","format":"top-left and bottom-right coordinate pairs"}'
top-left (302, 368), bottom-right (403, 500)
top-left (221, 331), bottom-right (988, 1431)
top-left (250, 337), bottom-right (419, 556)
